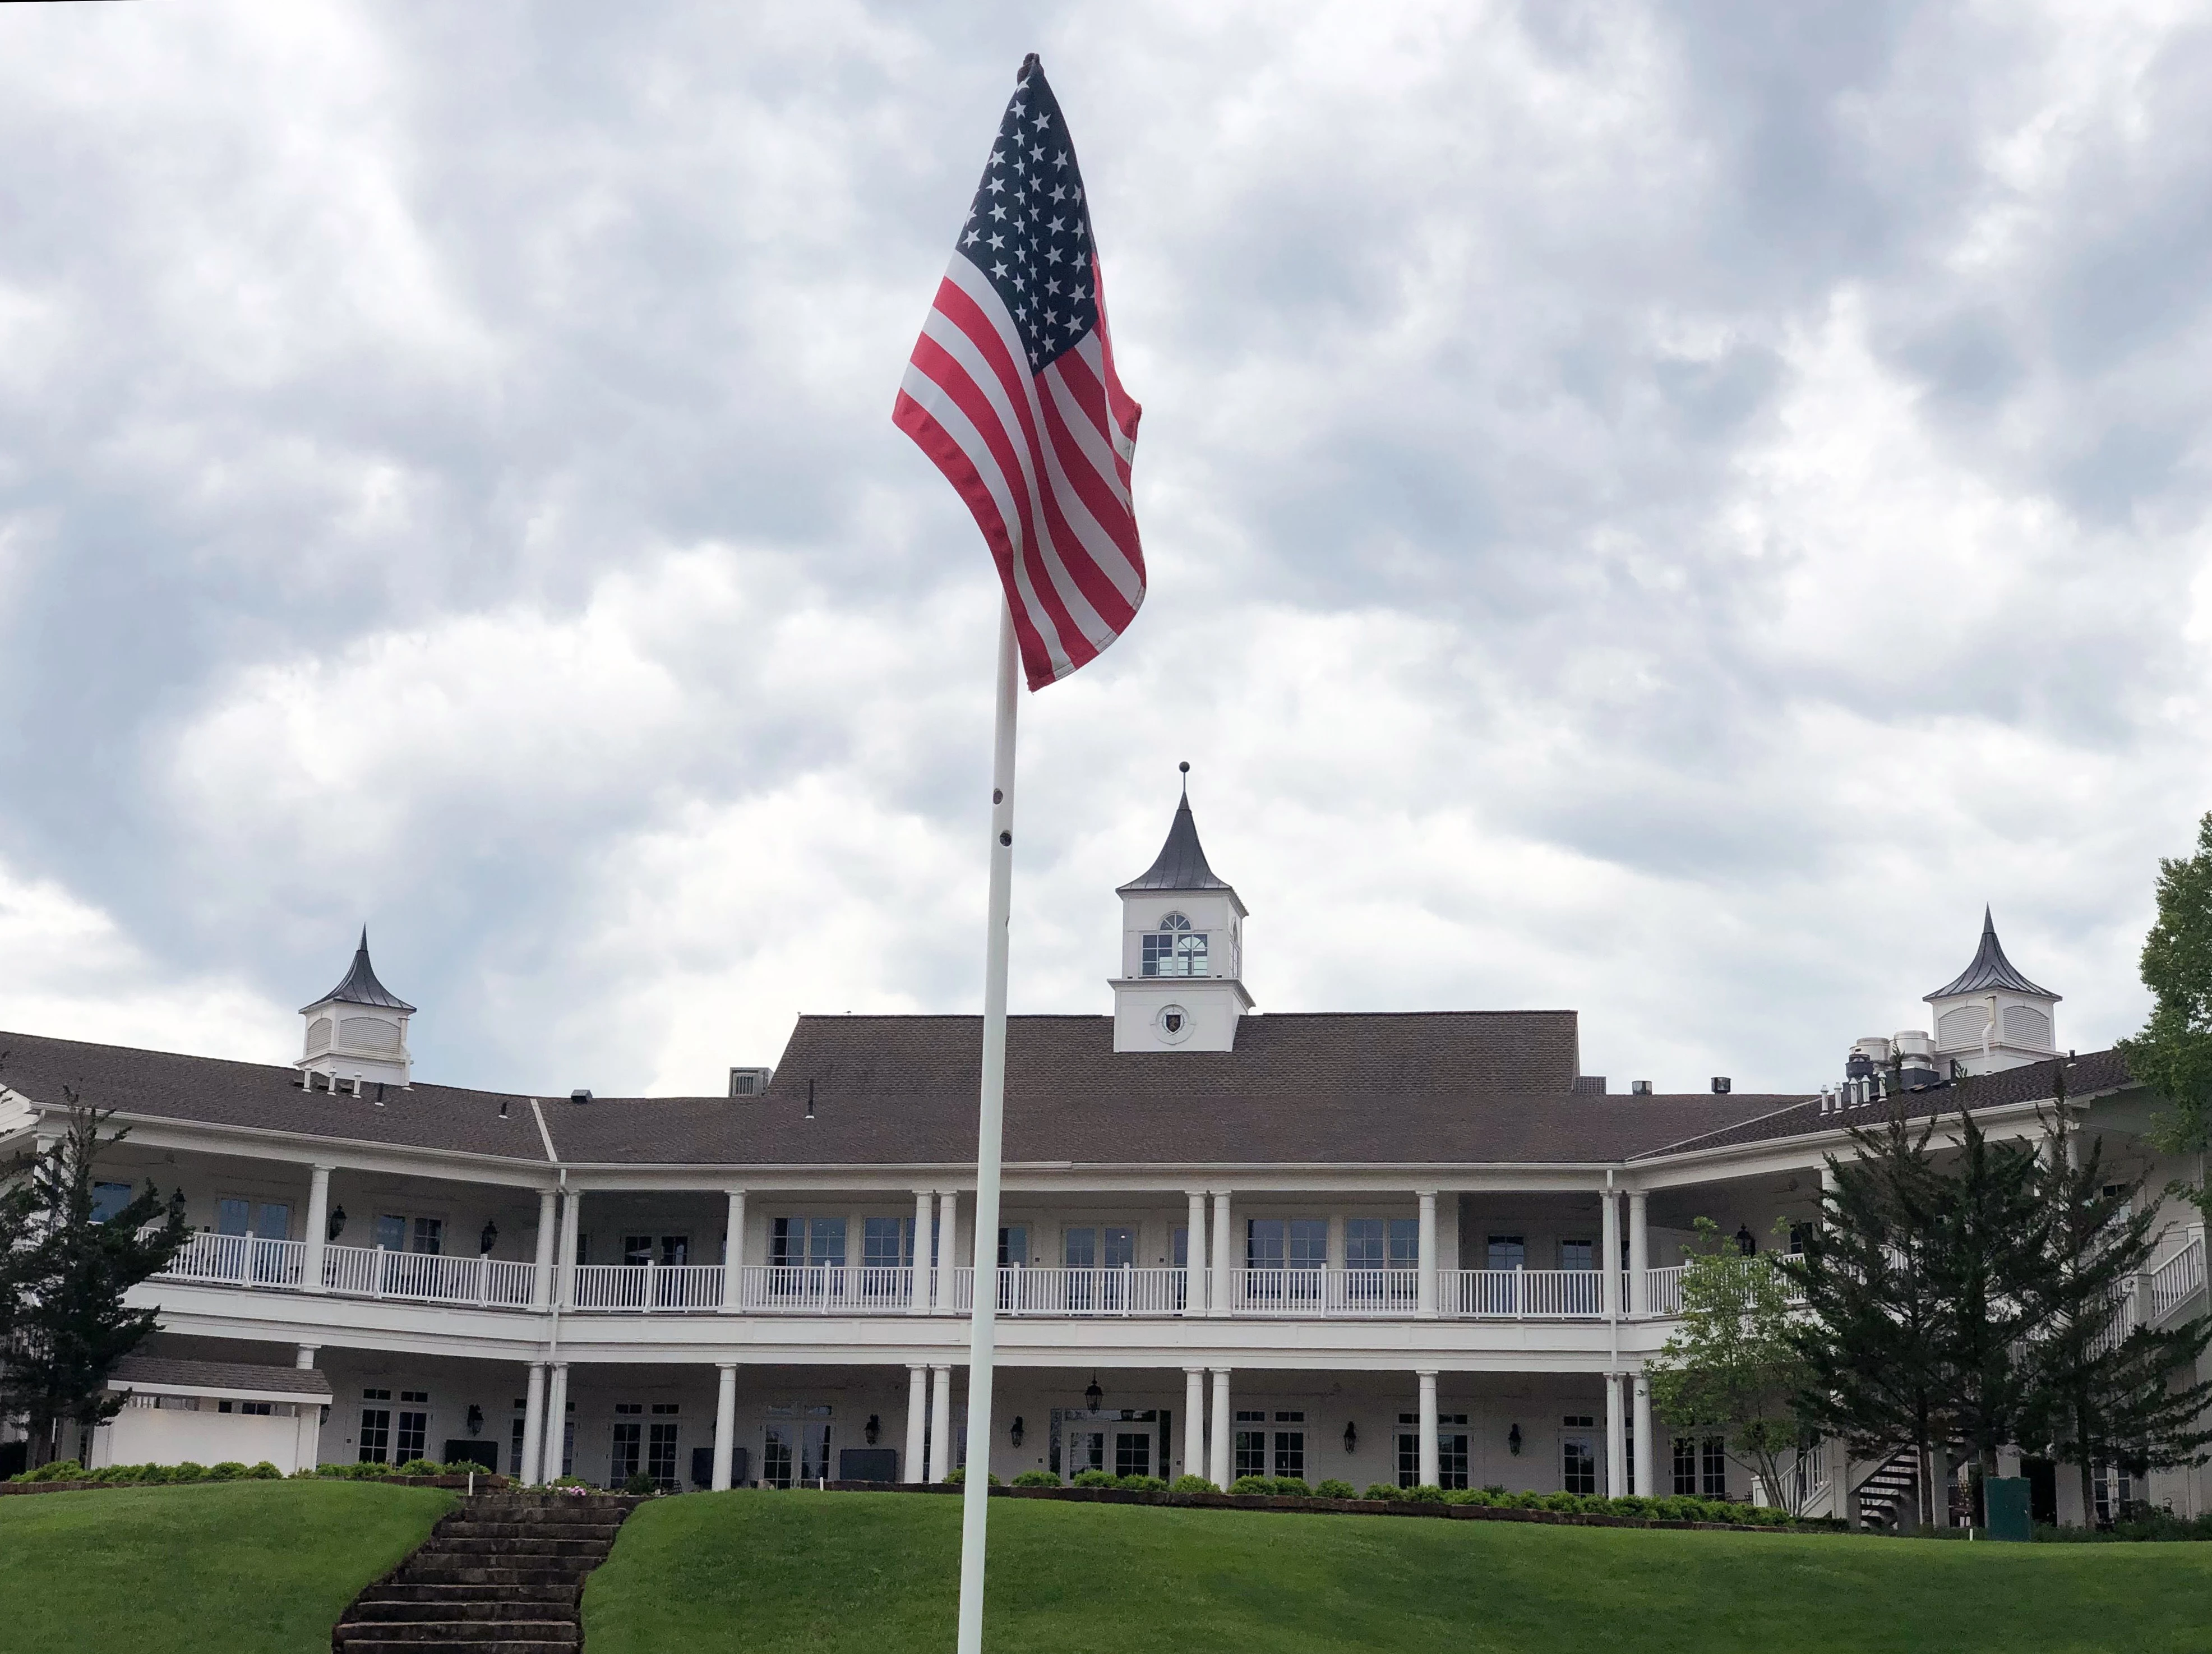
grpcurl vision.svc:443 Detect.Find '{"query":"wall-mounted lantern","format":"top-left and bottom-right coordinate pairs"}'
top-left (479, 1219), bottom-right (498, 1256)
top-left (1084, 1375), bottom-right (1103, 1414)
top-left (1507, 1423), bottom-right (1522, 1457)
top-left (327, 1206), bottom-right (347, 1242)
top-left (1010, 1416), bottom-right (1026, 1449)
top-left (1342, 1422), bottom-right (1357, 1454)
top-left (465, 1404), bottom-right (483, 1438)
top-left (865, 1414), bottom-right (881, 1445)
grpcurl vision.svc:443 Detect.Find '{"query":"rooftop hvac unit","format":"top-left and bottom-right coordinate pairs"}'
top-left (728, 1066), bottom-right (773, 1099)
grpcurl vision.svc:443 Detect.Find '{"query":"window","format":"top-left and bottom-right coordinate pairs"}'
top-left (865, 1216), bottom-right (916, 1270)
top-left (1486, 1236), bottom-right (1526, 1271)
top-left (396, 1406), bottom-right (427, 1462)
top-left (770, 1217), bottom-right (847, 1269)
top-left (1388, 1219), bottom-right (1419, 1268)
top-left (358, 1406), bottom-right (391, 1464)
top-left (1562, 1437), bottom-right (1597, 1495)
top-left (2093, 1463), bottom-right (2136, 1524)
top-left (1245, 1219), bottom-right (1327, 1268)
top-left (412, 1218), bottom-right (443, 1256)
top-left (1234, 1410), bottom-right (1268, 1479)
top-left (648, 1422), bottom-right (680, 1490)
top-left (621, 1235), bottom-right (690, 1268)
top-left (373, 1214), bottom-right (407, 1252)
top-left (1346, 1219), bottom-right (1387, 1269)
top-left (1273, 1414), bottom-right (1306, 1480)
top-left (510, 1410), bottom-right (526, 1476)
top-left (1396, 1418), bottom-right (1419, 1489)
top-left (218, 1197), bottom-right (252, 1237)
top-left (1439, 1417), bottom-right (1470, 1491)
top-left (763, 1426), bottom-right (793, 1489)
top-left (612, 1421), bottom-right (642, 1486)
top-left (1116, 1432), bottom-right (1152, 1478)
top-left (91, 1182), bottom-right (136, 1223)
top-left (1673, 1435), bottom-right (1697, 1496)
top-left (1559, 1239), bottom-right (1595, 1272)
top-left (216, 1399), bottom-right (273, 1416)
top-left (1701, 1435), bottom-right (1727, 1498)
top-left (1141, 913), bottom-right (1209, 978)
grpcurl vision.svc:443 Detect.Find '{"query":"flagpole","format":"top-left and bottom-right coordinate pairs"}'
top-left (955, 603), bottom-right (1019, 1654)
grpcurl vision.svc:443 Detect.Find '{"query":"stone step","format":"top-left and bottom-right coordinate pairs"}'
top-left (414, 1538), bottom-right (612, 1558)
top-left (338, 1641), bottom-right (580, 1654)
top-left (359, 1585), bottom-right (580, 1607)
top-left (437, 1522), bottom-right (625, 1541)
top-left (399, 1566), bottom-right (595, 1588)
top-left (333, 1623), bottom-right (578, 1645)
top-left (345, 1601), bottom-right (568, 1624)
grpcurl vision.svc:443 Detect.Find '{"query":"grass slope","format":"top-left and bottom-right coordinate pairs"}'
top-left (585, 1491), bottom-right (2212, 1654)
top-left (0, 1480), bottom-right (453, 1654)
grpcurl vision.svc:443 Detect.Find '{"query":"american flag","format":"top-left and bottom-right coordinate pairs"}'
top-left (894, 56), bottom-right (1144, 690)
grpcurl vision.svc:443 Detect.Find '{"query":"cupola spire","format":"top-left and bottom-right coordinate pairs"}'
top-left (297, 928), bottom-right (415, 1091)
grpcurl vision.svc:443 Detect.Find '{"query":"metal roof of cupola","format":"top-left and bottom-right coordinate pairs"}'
top-left (1923, 907), bottom-right (2061, 1076)
top-left (1112, 765), bottom-right (1253, 1053)
top-left (297, 928), bottom-right (417, 1092)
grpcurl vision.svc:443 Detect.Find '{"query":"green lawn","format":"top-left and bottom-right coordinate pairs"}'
top-left (585, 1490), bottom-right (2212, 1654)
top-left (0, 1480), bottom-right (453, 1654)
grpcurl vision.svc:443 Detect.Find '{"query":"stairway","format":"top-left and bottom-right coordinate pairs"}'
top-left (1855, 1448), bottom-right (1920, 1529)
top-left (333, 1491), bottom-right (639, 1653)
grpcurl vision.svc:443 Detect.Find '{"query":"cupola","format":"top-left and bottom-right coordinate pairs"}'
top-left (1923, 907), bottom-right (2059, 1076)
top-left (298, 928), bottom-right (417, 1090)
top-left (1111, 766), bottom-right (1252, 1052)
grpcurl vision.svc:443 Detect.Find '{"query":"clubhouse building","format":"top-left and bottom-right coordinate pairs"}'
top-left (0, 796), bottom-right (2204, 1527)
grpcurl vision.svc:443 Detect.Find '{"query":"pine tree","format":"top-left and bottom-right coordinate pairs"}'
top-left (1787, 1107), bottom-right (1952, 1524)
top-left (2116, 809), bottom-right (2212, 1222)
top-left (2018, 1092), bottom-right (2212, 1525)
top-left (0, 1097), bottom-right (187, 1466)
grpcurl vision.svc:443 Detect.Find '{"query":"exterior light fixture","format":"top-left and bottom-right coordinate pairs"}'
top-left (479, 1219), bottom-right (498, 1256)
top-left (1508, 1423), bottom-right (1522, 1457)
top-left (1084, 1375), bottom-right (1103, 1414)
top-left (465, 1404), bottom-right (484, 1437)
top-left (327, 1206), bottom-right (347, 1242)
top-left (865, 1414), bottom-right (881, 1445)
top-left (1734, 1225), bottom-right (1756, 1257)
top-left (1343, 1422), bottom-right (1357, 1454)
top-left (1010, 1416), bottom-right (1026, 1448)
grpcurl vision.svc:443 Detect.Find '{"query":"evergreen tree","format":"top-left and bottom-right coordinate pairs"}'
top-left (2018, 1094), bottom-right (2212, 1524)
top-left (2116, 809), bottom-right (2212, 1222)
top-left (0, 1097), bottom-right (187, 1466)
top-left (1786, 1107), bottom-right (1952, 1524)
top-left (1647, 1218), bottom-right (1817, 1513)
top-left (1923, 1100), bottom-right (2061, 1508)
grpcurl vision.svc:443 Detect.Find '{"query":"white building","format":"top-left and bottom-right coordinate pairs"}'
top-left (0, 796), bottom-right (2202, 1527)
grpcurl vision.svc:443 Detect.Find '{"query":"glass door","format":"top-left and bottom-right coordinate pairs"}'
top-left (1114, 1427), bottom-right (1154, 1480)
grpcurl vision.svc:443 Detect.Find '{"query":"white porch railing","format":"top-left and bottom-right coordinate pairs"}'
top-left (159, 1232), bottom-right (308, 1288)
top-left (1641, 1264), bottom-right (1685, 1317)
top-left (997, 1265), bottom-right (1191, 1316)
top-left (2150, 1237), bottom-right (2206, 1323)
top-left (1448, 1268), bottom-right (1603, 1319)
top-left (572, 1262), bottom-right (726, 1311)
top-left (735, 1264), bottom-right (916, 1312)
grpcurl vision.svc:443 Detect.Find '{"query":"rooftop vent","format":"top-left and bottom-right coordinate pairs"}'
top-left (1571, 1076), bottom-right (1605, 1095)
top-left (570, 1088), bottom-right (593, 1105)
top-left (728, 1066), bottom-right (772, 1099)
top-left (1711, 1076), bottom-right (1732, 1095)
top-left (1631, 1080), bottom-right (1653, 1096)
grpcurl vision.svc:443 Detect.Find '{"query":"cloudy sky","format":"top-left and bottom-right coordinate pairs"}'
top-left (1, 0), bottom-right (2208, 1099)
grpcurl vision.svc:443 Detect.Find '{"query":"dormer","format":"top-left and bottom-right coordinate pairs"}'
top-left (1111, 768), bottom-right (1253, 1052)
top-left (1924, 907), bottom-right (2060, 1076)
top-left (299, 928), bottom-right (416, 1091)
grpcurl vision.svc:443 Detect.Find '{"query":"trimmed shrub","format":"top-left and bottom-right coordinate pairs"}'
top-left (1362, 1482), bottom-right (1400, 1501)
top-left (247, 1461), bottom-right (282, 1479)
top-left (1442, 1487), bottom-right (1491, 1506)
top-left (173, 1462), bottom-right (210, 1483)
top-left (1536, 1491), bottom-right (1581, 1513)
top-left (1271, 1477), bottom-right (1312, 1498)
top-left (12, 1459), bottom-right (87, 1483)
top-left (1404, 1484), bottom-right (1447, 1504)
top-left (1314, 1479), bottom-right (1357, 1500)
top-left (1070, 1469), bottom-right (1118, 1489)
top-left (622, 1471), bottom-right (657, 1495)
top-left (207, 1462), bottom-right (248, 1482)
top-left (1227, 1475), bottom-right (1274, 1496)
top-left (1010, 1470), bottom-right (1061, 1487)
top-left (395, 1459), bottom-right (446, 1478)
top-left (1171, 1475), bottom-right (1217, 1494)
top-left (1606, 1496), bottom-right (1654, 1518)
top-left (943, 1467), bottom-right (1000, 1486)
top-left (1116, 1475), bottom-right (1170, 1492)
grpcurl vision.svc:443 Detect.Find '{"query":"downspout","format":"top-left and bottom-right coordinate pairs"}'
top-left (528, 1095), bottom-right (565, 1404)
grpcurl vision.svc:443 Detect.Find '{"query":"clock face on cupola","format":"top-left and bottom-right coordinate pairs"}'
top-left (1110, 768), bottom-right (1253, 1053)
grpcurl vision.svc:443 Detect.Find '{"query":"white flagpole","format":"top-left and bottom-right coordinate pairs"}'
top-left (955, 603), bottom-right (1019, 1654)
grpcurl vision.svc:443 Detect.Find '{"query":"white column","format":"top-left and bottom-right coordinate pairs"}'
top-left (1417, 1371), bottom-right (1439, 1488)
top-left (1186, 1191), bottom-right (1209, 1314)
top-left (721, 1191), bottom-right (746, 1311)
top-left (1208, 1368), bottom-right (1232, 1488)
top-left (521, 1363), bottom-right (547, 1486)
top-left (1209, 1191), bottom-right (1234, 1317)
top-left (905, 1365), bottom-right (929, 1483)
top-left (1601, 1189), bottom-right (1621, 1320)
top-left (1632, 1372), bottom-right (1654, 1499)
top-left (935, 1192), bottom-right (959, 1311)
top-left (1416, 1192), bottom-right (1439, 1317)
top-left (928, 1365), bottom-right (954, 1482)
top-left (555, 1190), bottom-right (581, 1310)
top-left (1182, 1368), bottom-right (1204, 1481)
top-left (1627, 1191), bottom-right (1649, 1316)
top-left (531, 1190), bottom-right (559, 1310)
top-left (1605, 1372), bottom-right (1627, 1498)
top-left (541, 1363), bottom-right (570, 1483)
top-left (302, 1165), bottom-right (332, 1294)
top-left (913, 1191), bottom-right (936, 1313)
top-left (712, 1363), bottom-right (738, 1490)
top-left (294, 1343), bottom-right (318, 1370)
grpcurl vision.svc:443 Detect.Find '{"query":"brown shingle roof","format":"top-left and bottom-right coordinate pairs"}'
top-left (108, 1356), bottom-right (333, 1398)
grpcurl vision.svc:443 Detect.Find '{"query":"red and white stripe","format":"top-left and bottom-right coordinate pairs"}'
top-left (895, 253), bottom-right (1144, 689)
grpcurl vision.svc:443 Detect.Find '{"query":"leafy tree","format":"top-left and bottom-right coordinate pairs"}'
top-left (1647, 1219), bottom-right (1818, 1514)
top-left (2018, 1095), bottom-right (2212, 1524)
top-left (2117, 809), bottom-right (2212, 1223)
top-left (1787, 1108), bottom-right (1952, 1526)
top-left (0, 1096), bottom-right (187, 1466)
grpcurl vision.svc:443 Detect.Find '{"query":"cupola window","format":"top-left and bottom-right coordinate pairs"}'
top-left (1142, 912), bottom-right (1208, 978)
